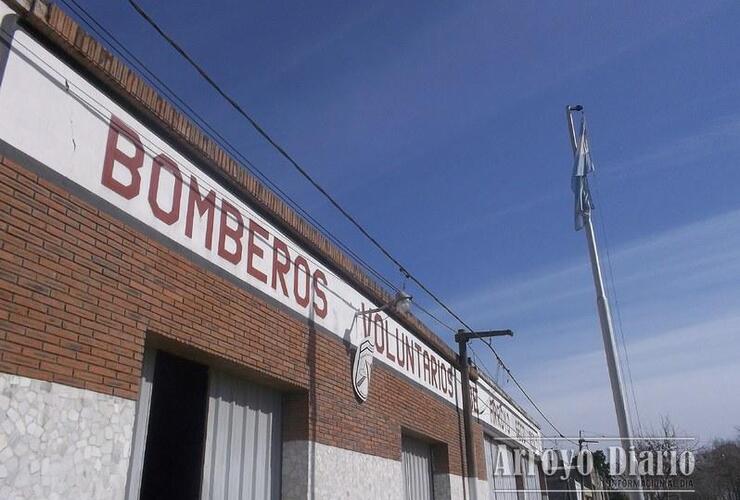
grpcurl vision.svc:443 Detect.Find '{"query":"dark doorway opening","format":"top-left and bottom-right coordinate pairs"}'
top-left (140, 350), bottom-right (209, 500)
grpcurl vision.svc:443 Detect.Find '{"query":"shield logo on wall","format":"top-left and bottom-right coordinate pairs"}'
top-left (352, 338), bottom-right (375, 402)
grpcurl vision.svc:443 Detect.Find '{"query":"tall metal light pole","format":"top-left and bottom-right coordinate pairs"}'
top-left (566, 105), bottom-right (645, 500)
top-left (455, 328), bottom-right (513, 500)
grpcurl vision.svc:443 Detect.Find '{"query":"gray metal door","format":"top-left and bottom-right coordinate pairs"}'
top-left (521, 454), bottom-right (542, 500)
top-left (402, 436), bottom-right (434, 500)
top-left (484, 435), bottom-right (518, 500)
top-left (200, 369), bottom-right (282, 500)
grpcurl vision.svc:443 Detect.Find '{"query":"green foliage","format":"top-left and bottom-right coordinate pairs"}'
top-left (592, 449), bottom-right (610, 479)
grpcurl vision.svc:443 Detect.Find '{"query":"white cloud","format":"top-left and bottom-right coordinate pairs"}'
top-left (603, 114), bottom-right (740, 181)
top-left (528, 312), bottom-right (740, 442)
top-left (454, 208), bottom-right (740, 441)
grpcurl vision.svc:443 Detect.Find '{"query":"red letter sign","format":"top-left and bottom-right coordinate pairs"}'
top-left (101, 115), bottom-right (144, 199)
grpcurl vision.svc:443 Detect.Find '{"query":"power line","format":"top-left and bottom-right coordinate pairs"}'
top-left (124, 0), bottom-right (572, 440)
top-left (475, 340), bottom-right (577, 444)
top-left (7, 25), bottom-right (477, 371)
top-left (48, 1), bottom-right (459, 366)
top-left (5, 7), bottom-right (574, 445)
top-left (0, 26), bottom-right (408, 325)
top-left (468, 345), bottom-right (578, 447)
top-left (591, 174), bottom-right (645, 438)
top-left (124, 0), bottom-right (471, 347)
top-left (125, 0), bottom-right (479, 332)
top-left (63, 0), bottom-right (486, 360)
top-left (58, 0), bottom-right (412, 299)
top-left (114, 0), bottom-right (569, 442)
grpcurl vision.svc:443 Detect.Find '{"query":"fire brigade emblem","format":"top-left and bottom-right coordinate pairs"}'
top-left (352, 338), bottom-right (375, 402)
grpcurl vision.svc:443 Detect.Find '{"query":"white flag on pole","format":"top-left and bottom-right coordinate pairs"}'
top-left (571, 117), bottom-right (595, 231)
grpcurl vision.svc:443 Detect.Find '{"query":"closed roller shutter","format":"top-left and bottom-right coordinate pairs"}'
top-left (402, 436), bottom-right (434, 500)
top-left (521, 454), bottom-right (542, 500)
top-left (200, 369), bottom-right (282, 500)
top-left (483, 435), bottom-right (518, 500)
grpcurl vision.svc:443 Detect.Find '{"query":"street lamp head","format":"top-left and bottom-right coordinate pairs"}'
top-left (392, 290), bottom-right (412, 315)
top-left (355, 290), bottom-right (412, 317)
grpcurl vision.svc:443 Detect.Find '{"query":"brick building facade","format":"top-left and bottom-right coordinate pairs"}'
top-left (0, 1), bottom-right (547, 498)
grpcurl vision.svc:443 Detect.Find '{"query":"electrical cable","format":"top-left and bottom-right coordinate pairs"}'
top-left (59, 0), bottom-right (477, 371)
top-left (4, 26), bottom-right (481, 365)
top-left (60, 0), bottom-right (573, 444)
top-left (0, 27), bottom-right (380, 316)
top-left (591, 174), bottom-right (645, 438)
top-left (125, 0), bottom-right (480, 334)
top-left (58, 0), bottom-right (411, 301)
top-left (125, 0), bottom-right (574, 442)
top-left (8, 12), bottom-right (461, 349)
top-left (469, 345), bottom-right (578, 446)
top-left (477, 339), bottom-right (576, 443)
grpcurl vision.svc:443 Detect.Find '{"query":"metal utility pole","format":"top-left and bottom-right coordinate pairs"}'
top-left (566, 105), bottom-right (645, 500)
top-left (455, 329), bottom-right (513, 500)
top-left (578, 430), bottom-right (598, 452)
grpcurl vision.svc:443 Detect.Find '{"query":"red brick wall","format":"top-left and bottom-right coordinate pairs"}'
top-left (0, 154), bottom-right (488, 478)
top-left (0, 0), bottom-right (497, 479)
top-left (10, 0), bottom-right (457, 367)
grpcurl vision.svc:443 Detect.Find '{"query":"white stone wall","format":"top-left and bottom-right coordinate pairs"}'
top-left (283, 440), bottom-right (405, 499)
top-left (0, 373), bottom-right (135, 500)
top-left (434, 473), bottom-right (469, 500)
top-left (474, 478), bottom-right (490, 500)
top-left (0, 371), bottom-right (491, 500)
top-left (282, 440), bottom-right (310, 499)
top-left (282, 440), bottom-right (488, 499)
top-left (433, 474), bottom-right (489, 500)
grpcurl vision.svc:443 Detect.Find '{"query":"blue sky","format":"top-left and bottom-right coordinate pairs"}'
top-left (65, 0), bottom-right (740, 442)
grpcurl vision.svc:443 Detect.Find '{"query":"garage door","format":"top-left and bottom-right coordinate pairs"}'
top-left (483, 435), bottom-right (518, 500)
top-left (521, 453), bottom-right (543, 500)
top-left (402, 435), bottom-right (434, 500)
top-left (200, 368), bottom-right (282, 500)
